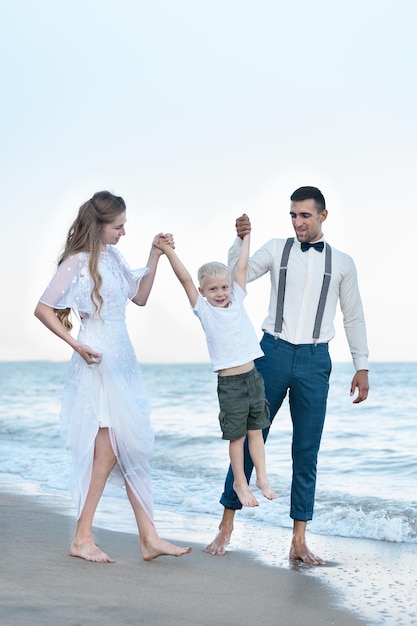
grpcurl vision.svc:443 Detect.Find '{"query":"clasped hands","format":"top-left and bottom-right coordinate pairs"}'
top-left (153, 232), bottom-right (175, 254)
top-left (236, 214), bottom-right (251, 238)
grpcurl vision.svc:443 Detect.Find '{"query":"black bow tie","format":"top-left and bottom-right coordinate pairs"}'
top-left (301, 241), bottom-right (324, 252)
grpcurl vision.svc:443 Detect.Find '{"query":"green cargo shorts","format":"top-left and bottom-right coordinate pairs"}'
top-left (217, 367), bottom-right (270, 441)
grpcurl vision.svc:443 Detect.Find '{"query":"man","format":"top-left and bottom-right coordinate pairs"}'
top-left (205, 186), bottom-right (369, 565)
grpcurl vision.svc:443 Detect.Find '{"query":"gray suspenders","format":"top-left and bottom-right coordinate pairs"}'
top-left (313, 242), bottom-right (332, 340)
top-left (274, 237), bottom-right (294, 336)
top-left (273, 237), bottom-right (332, 342)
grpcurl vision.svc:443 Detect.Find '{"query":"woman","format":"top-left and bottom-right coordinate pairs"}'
top-left (35, 190), bottom-right (191, 563)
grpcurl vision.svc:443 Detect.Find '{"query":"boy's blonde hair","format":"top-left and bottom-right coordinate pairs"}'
top-left (197, 261), bottom-right (231, 286)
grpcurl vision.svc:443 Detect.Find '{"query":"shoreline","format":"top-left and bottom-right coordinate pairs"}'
top-left (1, 491), bottom-right (370, 626)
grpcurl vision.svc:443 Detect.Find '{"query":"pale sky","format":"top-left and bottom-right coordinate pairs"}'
top-left (1, 0), bottom-right (416, 364)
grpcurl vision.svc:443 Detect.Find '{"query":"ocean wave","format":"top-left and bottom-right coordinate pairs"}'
top-left (310, 498), bottom-right (417, 543)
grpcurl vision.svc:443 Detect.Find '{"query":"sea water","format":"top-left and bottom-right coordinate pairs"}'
top-left (1, 360), bottom-right (416, 546)
top-left (1, 361), bottom-right (417, 624)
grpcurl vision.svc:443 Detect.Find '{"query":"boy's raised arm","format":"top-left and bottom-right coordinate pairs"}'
top-left (234, 229), bottom-right (250, 291)
top-left (156, 238), bottom-right (199, 307)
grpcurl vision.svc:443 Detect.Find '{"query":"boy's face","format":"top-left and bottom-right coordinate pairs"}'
top-left (199, 276), bottom-right (232, 308)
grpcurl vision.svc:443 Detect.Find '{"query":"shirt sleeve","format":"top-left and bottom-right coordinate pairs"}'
top-left (339, 256), bottom-right (369, 371)
top-left (192, 293), bottom-right (205, 318)
top-left (228, 237), bottom-right (274, 282)
top-left (232, 281), bottom-right (247, 300)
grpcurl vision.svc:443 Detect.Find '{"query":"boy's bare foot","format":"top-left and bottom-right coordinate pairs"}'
top-left (141, 539), bottom-right (192, 561)
top-left (256, 478), bottom-right (277, 500)
top-left (289, 537), bottom-right (326, 565)
top-left (233, 481), bottom-right (259, 507)
top-left (70, 541), bottom-right (115, 563)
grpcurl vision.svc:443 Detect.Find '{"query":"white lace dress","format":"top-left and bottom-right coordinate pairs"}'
top-left (39, 246), bottom-right (154, 521)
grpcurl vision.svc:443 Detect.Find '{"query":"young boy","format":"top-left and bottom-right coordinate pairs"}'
top-left (156, 220), bottom-right (276, 507)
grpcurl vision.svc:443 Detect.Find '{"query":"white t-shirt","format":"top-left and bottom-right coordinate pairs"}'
top-left (193, 282), bottom-right (264, 372)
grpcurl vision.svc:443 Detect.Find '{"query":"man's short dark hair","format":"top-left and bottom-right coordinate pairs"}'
top-left (290, 186), bottom-right (326, 212)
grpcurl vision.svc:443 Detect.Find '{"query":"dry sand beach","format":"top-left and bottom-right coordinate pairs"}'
top-left (0, 492), bottom-right (371, 626)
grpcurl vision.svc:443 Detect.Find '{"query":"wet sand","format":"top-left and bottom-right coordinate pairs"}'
top-left (0, 492), bottom-right (370, 626)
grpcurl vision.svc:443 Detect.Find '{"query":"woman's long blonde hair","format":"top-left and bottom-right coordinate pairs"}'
top-left (56, 191), bottom-right (126, 330)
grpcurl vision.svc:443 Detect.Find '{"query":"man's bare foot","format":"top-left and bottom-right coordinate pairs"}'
top-left (256, 478), bottom-right (277, 500)
top-left (70, 541), bottom-right (115, 563)
top-left (141, 539), bottom-right (192, 561)
top-left (206, 523), bottom-right (234, 555)
top-left (289, 537), bottom-right (326, 565)
top-left (233, 481), bottom-right (259, 507)
top-left (205, 512), bottom-right (234, 555)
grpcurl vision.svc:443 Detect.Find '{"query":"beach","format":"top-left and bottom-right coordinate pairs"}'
top-left (1, 361), bottom-right (417, 625)
top-left (0, 492), bottom-right (371, 626)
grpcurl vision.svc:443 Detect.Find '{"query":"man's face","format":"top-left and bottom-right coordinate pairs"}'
top-left (290, 199), bottom-right (327, 243)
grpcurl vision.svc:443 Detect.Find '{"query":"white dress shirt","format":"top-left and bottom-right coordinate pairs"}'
top-left (228, 236), bottom-right (369, 371)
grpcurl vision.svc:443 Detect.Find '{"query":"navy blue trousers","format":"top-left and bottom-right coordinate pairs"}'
top-left (219, 333), bottom-right (331, 521)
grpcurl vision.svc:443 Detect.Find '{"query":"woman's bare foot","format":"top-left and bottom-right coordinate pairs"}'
top-left (256, 478), bottom-right (277, 500)
top-left (70, 541), bottom-right (115, 563)
top-left (289, 536), bottom-right (326, 565)
top-left (141, 539), bottom-right (192, 561)
top-left (233, 481), bottom-right (259, 507)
